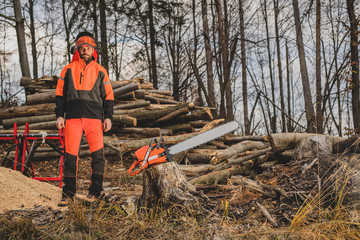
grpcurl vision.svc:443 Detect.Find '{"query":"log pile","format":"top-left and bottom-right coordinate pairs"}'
top-left (0, 76), bottom-right (213, 133)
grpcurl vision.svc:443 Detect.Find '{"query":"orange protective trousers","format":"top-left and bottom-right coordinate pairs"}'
top-left (62, 118), bottom-right (105, 198)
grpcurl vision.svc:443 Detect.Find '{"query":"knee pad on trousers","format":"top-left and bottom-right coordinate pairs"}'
top-left (91, 148), bottom-right (105, 175)
top-left (89, 174), bottom-right (103, 197)
top-left (63, 153), bottom-right (78, 177)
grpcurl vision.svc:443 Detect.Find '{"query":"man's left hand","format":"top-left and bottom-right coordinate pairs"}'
top-left (103, 118), bottom-right (112, 132)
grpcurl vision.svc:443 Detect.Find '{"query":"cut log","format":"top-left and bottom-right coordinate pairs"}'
top-left (189, 168), bottom-right (232, 185)
top-left (113, 101), bottom-right (150, 110)
top-left (2, 114), bottom-right (56, 129)
top-left (119, 127), bottom-right (172, 137)
top-left (175, 108), bottom-right (213, 122)
top-left (210, 141), bottom-right (269, 165)
top-left (18, 121), bottom-right (57, 130)
top-left (146, 92), bottom-right (174, 100)
top-left (26, 92), bottom-right (55, 105)
top-left (163, 123), bottom-right (193, 133)
top-left (230, 175), bottom-right (280, 198)
top-left (112, 114), bottom-right (137, 127)
top-left (224, 135), bottom-right (269, 142)
top-left (116, 102), bottom-right (195, 122)
top-left (333, 135), bottom-right (360, 153)
top-left (151, 102), bottom-right (195, 124)
top-left (199, 119), bottom-right (225, 133)
top-left (227, 147), bottom-right (272, 165)
top-left (138, 161), bottom-right (204, 209)
top-left (0, 103), bottom-right (55, 120)
top-left (145, 95), bottom-right (179, 104)
top-left (147, 89), bottom-right (172, 96)
top-left (116, 92), bottom-right (135, 101)
top-left (178, 164), bottom-right (214, 177)
top-left (269, 133), bottom-right (345, 153)
top-left (113, 83), bottom-right (140, 97)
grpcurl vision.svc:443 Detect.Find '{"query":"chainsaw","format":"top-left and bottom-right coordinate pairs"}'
top-left (128, 121), bottom-right (239, 176)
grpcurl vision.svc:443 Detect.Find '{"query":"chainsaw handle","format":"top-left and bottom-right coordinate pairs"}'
top-left (128, 160), bottom-right (143, 176)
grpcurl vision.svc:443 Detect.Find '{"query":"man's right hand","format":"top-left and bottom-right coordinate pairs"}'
top-left (56, 117), bottom-right (65, 129)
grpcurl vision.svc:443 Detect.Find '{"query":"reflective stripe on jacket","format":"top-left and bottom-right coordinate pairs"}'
top-left (55, 57), bottom-right (114, 120)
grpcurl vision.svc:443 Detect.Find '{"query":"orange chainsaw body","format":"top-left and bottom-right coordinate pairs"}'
top-left (128, 137), bottom-right (171, 176)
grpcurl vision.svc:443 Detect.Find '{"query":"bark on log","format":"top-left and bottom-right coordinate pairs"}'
top-left (163, 123), bottom-right (193, 133)
top-left (113, 83), bottom-right (140, 97)
top-left (230, 175), bottom-right (280, 198)
top-left (112, 114), bottom-right (137, 127)
top-left (116, 92), bottom-right (135, 101)
top-left (151, 102), bottom-right (195, 124)
top-left (147, 89), bottom-right (172, 96)
top-left (113, 101), bottom-right (150, 110)
top-left (145, 95), bottom-right (179, 104)
top-left (2, 114), bottom-right (56, 129)
top-left (178, 164), bottom-right (214, 177)
top-left (269, 133), bottom-right (345, 153)
top-left (26, 92), bottom-right (55, 105)
top-left (138, 161), bottom-right (204, 209)
top-left (119, 127), bottom-right (172, 137)
top-left (0, 103), bottom-right (55, 120)
top-left (333, 135), bottom-right (360, 153)
top-left (18, 121), bottom-right (57, 130)
top-left (116, 102), bottom-right (195, 122)
top-left (227, 147), bottom-right (272, 165)
top-left (175, 108), bottom-right (213, 122)
top-left (210, 141), bottom-right (269, 165)
top-left (146, 92), bottom-right (174, 100)
top-left (199, 119), bottom-right (225, 133)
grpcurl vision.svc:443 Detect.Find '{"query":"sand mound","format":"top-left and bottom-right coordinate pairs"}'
top-left (0, 166), bottom-right (63, 213)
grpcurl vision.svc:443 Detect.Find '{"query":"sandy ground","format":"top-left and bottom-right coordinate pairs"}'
top-left (0, 166), bottom-right (63, 213)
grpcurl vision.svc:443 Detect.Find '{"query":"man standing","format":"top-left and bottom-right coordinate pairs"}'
top-left (55, 32), bottom-right (114, 206)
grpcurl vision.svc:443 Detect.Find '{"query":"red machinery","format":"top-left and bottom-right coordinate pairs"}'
top-left (0, 123), bottom-right (64, 187)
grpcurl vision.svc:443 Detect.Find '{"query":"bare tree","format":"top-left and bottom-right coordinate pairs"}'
top-left (346, 0), bottom-right (360, 133)
top-left (273, 0), bottom-right (286, 132)
top-left (201, 0), bottom-right (216, 109)
top-left (239, 0), bottom-right (250, 134)
top-left (148, 0), bottom-right (158, 89)
top-left (292, 0), bottom-right (316, 132)
top-left (99, 0), bottom-right (109, 71)
top-left (315, 0), bottom-right (323, 133)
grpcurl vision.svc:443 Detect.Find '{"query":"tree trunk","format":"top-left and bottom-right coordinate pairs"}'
top-left (239, 0), bottom-right (250, 134)
top-left (273, 0), bottom-right (286, 133)
top-left (263, 0), bottom-right (276, 133)
top-left (346, 0), bottom-right (360, 133)
top-left (13, 0), bottom-right (31, 78)
top-left (285, 41), bottom-right (294, 132)
top-left (61, 0), bottom-right (71, 63)
top-left (99, 0), bottom-right (109, 71)
top-left (315, 0), bottom-right (323, 133)
top-left (292, 0), bottom-right (316, 132)
top-left (148, 0), bottom-right (158, 89)
top-left (138, 162), bottom-right (203, 209)
top-left (201, 0), bottom-right (216, 110)
top-left (28, 0), bottom-right (37, 79)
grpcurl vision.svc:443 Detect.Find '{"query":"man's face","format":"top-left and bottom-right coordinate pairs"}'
top-left (78, 45), bottom-right (94, 63)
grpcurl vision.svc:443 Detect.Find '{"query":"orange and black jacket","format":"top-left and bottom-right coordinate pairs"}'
top-left (55, 55), bottom-right (114, 120)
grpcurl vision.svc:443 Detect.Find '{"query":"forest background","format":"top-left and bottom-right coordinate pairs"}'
top-left (0, 0), bottom-right (359, 137)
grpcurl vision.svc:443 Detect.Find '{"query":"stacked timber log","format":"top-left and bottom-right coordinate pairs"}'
top-left (0, 76), bottom-right (213, 133)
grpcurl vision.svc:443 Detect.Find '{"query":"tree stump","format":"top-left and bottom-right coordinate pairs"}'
top-left (138, 161), bottom-right (206, 209)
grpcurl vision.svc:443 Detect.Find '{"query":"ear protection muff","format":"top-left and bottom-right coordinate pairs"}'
top-left (70, 45), bottom-right (76, 55)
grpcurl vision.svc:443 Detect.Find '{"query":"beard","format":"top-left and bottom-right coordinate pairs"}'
top-left (80, 53), bottom-right (92, 63)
